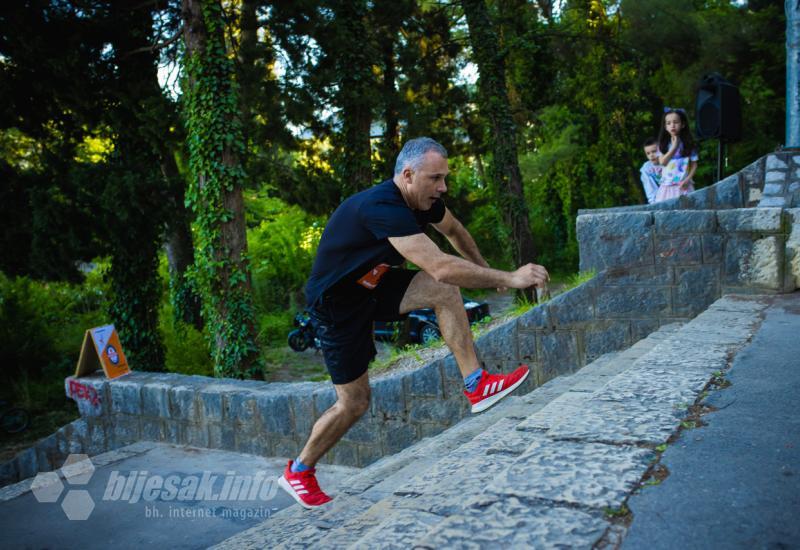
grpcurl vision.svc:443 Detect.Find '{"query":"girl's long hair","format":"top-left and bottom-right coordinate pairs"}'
top-left (658, 109), bottom-right (696, 157)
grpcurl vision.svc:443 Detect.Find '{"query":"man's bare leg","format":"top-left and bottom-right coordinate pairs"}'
top-left (399, 271), bottom-right (481, 378)
top-left (297, 371), bottom-right (371, 467)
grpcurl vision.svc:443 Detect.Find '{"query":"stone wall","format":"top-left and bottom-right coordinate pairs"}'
top-left (2, 154), bottom-right (799, 487)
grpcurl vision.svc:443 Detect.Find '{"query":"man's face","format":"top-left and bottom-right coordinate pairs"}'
top-left (644, 144), bottom-right (659, 163)
top-left (402, 151), bottom-right (449, 210)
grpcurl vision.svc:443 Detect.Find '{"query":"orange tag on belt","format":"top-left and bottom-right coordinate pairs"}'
top-left (356, 263), bottom-right (391, 289)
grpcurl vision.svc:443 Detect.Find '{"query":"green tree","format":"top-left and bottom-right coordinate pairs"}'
top-left (462, 0), bottom-right (538, 280)
top-left (181, 0), bottom-right (262, 379)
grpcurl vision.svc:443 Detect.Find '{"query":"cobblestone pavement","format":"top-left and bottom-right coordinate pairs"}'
top-left (211, 295), bottom-right (777, 549)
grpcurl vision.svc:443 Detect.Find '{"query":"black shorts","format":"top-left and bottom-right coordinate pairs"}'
top-left (309, 268), bottom-right (418, 385)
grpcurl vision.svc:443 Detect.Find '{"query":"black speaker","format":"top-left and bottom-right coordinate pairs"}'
top-left (695, 73), bottom-right (742, 142)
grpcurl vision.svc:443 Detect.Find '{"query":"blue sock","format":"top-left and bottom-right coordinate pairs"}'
top-left (464, 368), bottom-right (484, 393)
top-left (291, 458), bottom-right (312, 473)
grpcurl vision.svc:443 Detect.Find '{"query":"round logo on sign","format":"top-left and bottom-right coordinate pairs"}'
top-left (106, 345), bottom-right (119, 365)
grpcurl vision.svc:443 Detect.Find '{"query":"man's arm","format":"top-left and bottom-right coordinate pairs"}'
top-left (432, 208), bottom-right (489, 267)
top-left (388, 233), bottom-right (548, 290)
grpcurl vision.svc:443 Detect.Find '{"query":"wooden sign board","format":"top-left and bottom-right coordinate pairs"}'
top-left (74, 324), bottom-right (131, 379)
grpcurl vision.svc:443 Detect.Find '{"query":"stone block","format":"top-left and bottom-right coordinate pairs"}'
top-left (655, 235), bottom-right (702, 265)
top-left (357, 444), bottom-right (384, 467)
top-left (766, 154), bottom-right (788, 170)
top-left (748, 186), bottom-right (763, 206)
top-left (517, 304), bottom-right (551, 330)
top-left (207, 423), bottom-right (235, 450)
top-left (85, 422), bottom-right (107, 456)
top-left (584, 322), bottom-right (630, 363)
top-left (141, 419), bottom-right (164, 442)
top-left (421, 498), bottom-right (608, 549)
top-left (15, 447), bottom-right (38, 480)
top-left (718, 208), bottom-right (783, 233)
top-left (602, 265), bottom-right (673, 286)
top-left (440, 356), bottom-right (463, 398)
top-left (342, 413), bottom-right (380, 444)
top-left (405, 361), bottom-right (444, 398)
top-left (759, 197), bottom-right (787, 207)
top-left (141, 383), bottom-right (170, 419)
top-left (184, 424), bottom-right (209, 448)
top-left (383, 421), bottom-right (418, 454)
top-left (235, 431), bottom-right (268, 456)
top-left (475, 320), bottom-right (517, 359)
top-left (198, 389), bottom-right (224, 422)
top-left (289, 391), bottom-right (315, 439)
top-left (764, 172), bottom-right (786, 185)
top-left (548, 284), bottom-right (596, 326)
top-left (331, 441), bottom-right (359, 466)
top-left (786, 209), bottom-right (800, 290)
top-left (168, 386), bottom-right (197, 422)
top-left (577, 212), bottom-right (654, 272)
top-left (714, 174), bottom-right (743, 208)
top-left (226, 392), bottom-right (255, 425)
top-left (408, 397), bottom-right (467, 424)
top-left (724, 236), bottom-right (784, 290)
top-left (540, 331), bottom-right (579, 374)
top-left (313, 387), bottom-right (337, 417)
top-left (631, 319), bottom-right (661, 342)
top-left (371, 373), bottom-right (407, 417)
top-left (109, 380), bottom-right (141, 415)
top-left (35, 434), bottom-right (59, 472)
top-left (0, 459), bottom-right (18, 487)
top-left (654, 210), bottom-right (716, 234)
top-left (518, 331), bottom-right (537, 361)
top-left (111, 415), bottom-right (140, 447)
top-left (257, 393), bottom-right (292, 436)
top-left (418, 422), bottom-right (447, 439)
top-left (686, 186), bottom-right (713, 209)
top-left (487, 439), bottom-right (653, 509)
top-left (596, 286), bottom-right (670, 318)
top-left (271, 437), bottom-right (298, 459)
top-left (740, 157), bottom-right (764, 189)
top-left (673, 265), bottom-right (719, 316)
top-left (763, 182), bottom-right (785, 195)
top-left (702, 234), bottom-right (724, 263)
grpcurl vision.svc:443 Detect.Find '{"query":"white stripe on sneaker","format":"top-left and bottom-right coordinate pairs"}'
top-left (296, 490), bottom-right (309, 495)
top-left (483, 385), bottom-right (490, 397)
top-left (290, 480), bottom-right (302, 486)
top-left (497, 379), bottom-right (504, 392)
top-left (489, 381), bottom-right (497, 394)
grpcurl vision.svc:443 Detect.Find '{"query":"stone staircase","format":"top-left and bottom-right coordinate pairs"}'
top-left (211, 295), bottom-right (768, 549)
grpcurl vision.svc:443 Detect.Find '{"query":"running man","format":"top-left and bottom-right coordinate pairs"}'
top-left (279, 137), bottom-right (549, 508)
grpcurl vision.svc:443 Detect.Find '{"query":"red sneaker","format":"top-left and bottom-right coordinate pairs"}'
top-left (278, 461), bottom-right (333, 509)
top-left (464, 365), bottom-right (530, 413)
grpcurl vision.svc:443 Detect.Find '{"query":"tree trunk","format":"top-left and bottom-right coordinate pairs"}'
top-left (380, 36), bottom-right (400, 176)
top-left (181, 0), bottom-right (262, 379)
top-left (787, 0), bottom-right (800, 147)
top-left (334, 0), bottom-right (376, 195)
top-left (461, 0), bottom-right (538, 279)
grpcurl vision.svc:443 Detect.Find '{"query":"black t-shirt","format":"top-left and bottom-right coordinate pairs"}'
top-left (305, 179), bottom-right (446, 306)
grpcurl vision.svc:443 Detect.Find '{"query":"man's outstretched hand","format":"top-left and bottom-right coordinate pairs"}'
top-left (509, 263), bottom-right (550, 290)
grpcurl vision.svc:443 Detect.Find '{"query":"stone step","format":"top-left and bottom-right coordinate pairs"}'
top-left (213, 321), bottom-right (689, 549)
top-left (336, 301), bottom-right (760, 548)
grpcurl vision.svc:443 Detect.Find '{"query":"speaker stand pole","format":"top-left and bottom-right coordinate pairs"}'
top-left (717, 140), bottom-right (724, 183)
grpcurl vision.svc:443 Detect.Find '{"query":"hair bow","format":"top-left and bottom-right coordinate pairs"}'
top-left (663, 106), bottom-right (686, 114)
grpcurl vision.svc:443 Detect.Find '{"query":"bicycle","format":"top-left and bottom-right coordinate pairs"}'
top-left (0, 399), bottom-right (30, 435)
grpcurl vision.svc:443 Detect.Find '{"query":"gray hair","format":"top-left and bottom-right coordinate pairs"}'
top-left (393, 137), bottom-right (448, 175)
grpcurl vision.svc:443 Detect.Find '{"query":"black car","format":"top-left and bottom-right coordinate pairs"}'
top-left (374, 296), bottom-right (490, 345)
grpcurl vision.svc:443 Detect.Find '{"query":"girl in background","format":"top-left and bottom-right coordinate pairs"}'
top-left (655, 108), bottom-right (698, 202)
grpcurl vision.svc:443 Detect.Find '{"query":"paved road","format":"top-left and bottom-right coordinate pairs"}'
top-left (624, 293), bottom-right (800, 550)
top-left (0, 442), bottom-right (355, 550)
